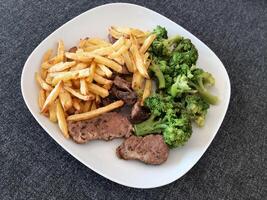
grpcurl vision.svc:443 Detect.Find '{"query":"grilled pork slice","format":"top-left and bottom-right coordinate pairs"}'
top-left (116, 135), bottom-right (169, 165)
top-left (68, 112), bottom-right (133, 144)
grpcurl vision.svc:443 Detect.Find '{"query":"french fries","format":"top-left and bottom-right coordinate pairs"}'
top-left (86, 61), bottom-right (96, 83)
top-left (98, 64), bottom-right (112, 78)
top-left (52, 68), bottom-right (92, 85)
top-left (59, 89), bottom-right (72, 111)
top-left (93, 73), bottom-right (112, 85)
top-left (67, 100), bottom-right (124, 121)
top-left (140, 34), bottom-right (157, 54)
top-left (49, 101), bottom-right (57, 122)
top-left (36, 26), bottom-right (156, 139)
top-left (35, 72), bottom-right (53, 91)
top-left (48, 61), bottom-right (76, 73)
top-left (80, 78), bottom-right (89, 95)
top-left (38, 89), bottom-right (46, 110)
top-left (41, 80), bottom-right (63, 112)
top-left (93, 55), bottom-right (122, 73)
top-left (64, 86), bottom-right (94, 101)
top-left (141, 79), bottom-right (152, 105)
top-left (56, 100), bottom-right (69, 138)
top-left (82, 101), bottom-right (92, 112)
top-left (88, 83), bottom-right (109, 98)
top-left (131, 44), bottom-right (149, 78)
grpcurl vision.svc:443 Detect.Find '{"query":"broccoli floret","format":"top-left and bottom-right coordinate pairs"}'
top-left (169, 75), bottom-right (191, 97)
top-left (151, 35), bottom-right (182, 57)
top-left (190, 69), bottom-right (218, 105)
top-left (152, 25), bottom-right (168, 39)
top-left (184, 95), bottom-right (209, 127)
top-left (134, 94), bottom-right (192, 147)
top-left (163, 113), bottom-right (192, 147)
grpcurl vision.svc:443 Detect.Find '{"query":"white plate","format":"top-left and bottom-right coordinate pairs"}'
top-left (21, 3), bottom-right (231, 188)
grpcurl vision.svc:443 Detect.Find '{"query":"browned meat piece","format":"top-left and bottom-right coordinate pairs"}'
top-left (131, 102), bottom-right (150, 123)
top-left (68, 112), bottom-right (133, 144)
top-left (108, 34), bottom-right (117, 44)
top-left (113, 76), bottom-right (132, 92)
top-left (68, 46), bottom-right (77, 53)
top-left (111, 86), bottom-right (137, 105)
top-left (116, 135), bottom-right (169, 165)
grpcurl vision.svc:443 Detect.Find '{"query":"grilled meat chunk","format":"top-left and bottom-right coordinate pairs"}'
top-left (68, 112), bottom-right (133, 144)
top-left (116, 135), bottom-right (169, 165)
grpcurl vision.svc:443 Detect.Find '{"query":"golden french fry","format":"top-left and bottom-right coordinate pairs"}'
top-left (64, 86), bottom-right (95, 101)
top-left (91, 101), bottom-right (97, 111)
top-left (42, 49), bottom-right (53, 63)
top-left (91, 46), bottom-right (114, 56)
top-left (86, 38), bottom-right (111, 46)
top-left (72, 98), bottom-right (81, 111)
top-left (95, 67), bottom-right (106, 77)
top-left (70, 63), bottom-right (88, 71)
top-left (94, 55), bottom-right (122, 73)
top-left (110, 55), bottom-right (125, 65)
top-left (108, 27), bottom-right (125, 39)
top-left (52, 68), bottom-right (92, 85)
top-left (35, 72), bottom-right (53, 91)
top-left (78, 39), bottom-right (87, 48)
top-left (67, 100), bottom-right (124, 121)
top-left (59, 89), bottom-right (72, 111)
top-left (45, 75), bottom-right (53, 84)
top-left (57, 40), bottom-right (64, 55)
top-left (122, 51), bottom-right (134, 73)
top-left (40, 68), bottom-right (48, 80)
top-left (82, 101), bottom-right (92, 112)
top-left (131, 44), bottom-right (149, 78)
top-left (64, 81), bottom-right (72, 87)
top-left (112, 37), bottom-right (125, 51)
top-left (57, 40), bottom-right (65, 56)
top-left (93, 73), bottom-right (112, 85)
top-left (65, 52), bottom-right (93, 62)
top-left (137, 37), bottom-right (146, 45)
top-left (103, 82), bottom-right (113, 90)
top-left (38, 89), bottom-right (46, 110)
top-left (49, 101), bottom-right (57, 122)
top-left (41, 81), bottom-right (63, 112)
top-left (95, 95), bottom-right (101, 104)
top-left (48, 61), bottom-right (76, 73)
top-left (141, 79), bottom-right (152, 105)
top-left (41, 54), bottom-right (63, 69)
top-left (98, 64), bottom-right (112, 78)
top-left (86, 62), bottom-right (96, 83)
top-left (132, 72), bottom-right (144, 90)
top-left (87, 83), bottom-right (109, 98)
top-left (83, 44), bottom-right (109, 52)
top-left (140, 34), bottom-right (157, 54)
top-left (56, 100), bottom-right (69, 138)
top-left (80, 78), bottom-right (88, 95)
top-left (109, 45), bottom-right (129, 58)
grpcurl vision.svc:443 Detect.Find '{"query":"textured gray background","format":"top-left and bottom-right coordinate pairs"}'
top-left (0, 0), bottom-right (266, 199)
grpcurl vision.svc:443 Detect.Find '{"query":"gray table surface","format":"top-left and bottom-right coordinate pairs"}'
top-left (1, 0), bottom-right (266, 199)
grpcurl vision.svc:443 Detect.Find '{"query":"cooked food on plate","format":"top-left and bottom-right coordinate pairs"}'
top-left (35, 26), bottom-right (218, 165)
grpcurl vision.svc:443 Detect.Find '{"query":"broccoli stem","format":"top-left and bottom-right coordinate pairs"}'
top-left (134, 115), bottom-right (164, 136)
top-left (150, 64), bottom-right (166, 89)
top-left (198, 89), bottom-right (218, 105)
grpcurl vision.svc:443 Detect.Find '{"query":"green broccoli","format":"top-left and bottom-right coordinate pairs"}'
top-left (169, 75), bottom-right (192, 97)
top-left (152, 25), bottom-right (168, 39)
top-left (134, 94), bottom-right (192, 147)
top-left (150, 63), bottom-right (166, 89)
top-left (190, 69), bottom-right (218, 105)
top-left (150, 35), bottom-right (182, 57)
top-left (184, 95), bottom-right (210, 127)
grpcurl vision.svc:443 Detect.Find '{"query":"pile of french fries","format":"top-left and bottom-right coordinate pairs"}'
top-left (36, 26), bottom-right (156, 138)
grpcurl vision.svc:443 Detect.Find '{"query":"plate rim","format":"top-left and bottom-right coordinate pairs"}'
top-left (21, 2), bottom-right (231, 189)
